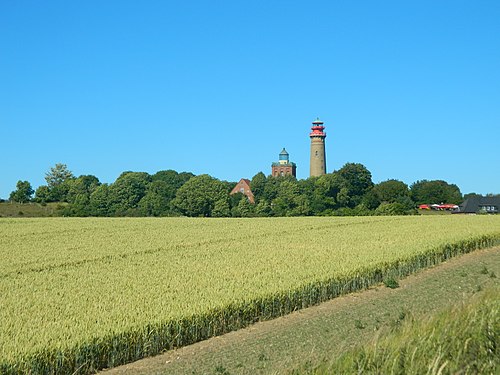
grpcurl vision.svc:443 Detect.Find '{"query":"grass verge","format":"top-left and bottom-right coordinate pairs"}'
top-left (300, 285), bottom-right (499, 375)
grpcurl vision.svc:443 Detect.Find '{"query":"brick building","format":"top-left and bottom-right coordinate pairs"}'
top-left (230, 178), bottom-right (255, 203)
top-left (271, 148), bottom-right (296, 177)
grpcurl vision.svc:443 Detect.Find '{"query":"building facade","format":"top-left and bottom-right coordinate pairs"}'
top-left (230, 178), bottom-right (255, 203)
top-left (271, 148), bottom-right (296, 177)
top-left (309, 118), bottom-right (327, 177)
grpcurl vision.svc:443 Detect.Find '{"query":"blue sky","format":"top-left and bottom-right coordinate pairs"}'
top-left (1, 1), bottom-right (499, 199)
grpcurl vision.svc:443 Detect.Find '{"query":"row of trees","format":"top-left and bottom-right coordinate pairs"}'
top-left (8, 163), bottom-right (465, 217)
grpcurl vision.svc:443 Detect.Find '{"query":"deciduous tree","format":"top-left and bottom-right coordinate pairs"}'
top-left (9, 180), bottom-right (34, 203)
top-left (410, 180), bottom-right (462, 205)
top-left (172, 174), bottom-right (230, 217)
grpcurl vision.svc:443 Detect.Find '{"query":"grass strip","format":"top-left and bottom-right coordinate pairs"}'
top-left (299, 285), bottom-right (499, 375)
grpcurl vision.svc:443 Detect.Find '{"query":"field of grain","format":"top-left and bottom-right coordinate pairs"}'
top-left (1, 216), bottom-right (499, 373)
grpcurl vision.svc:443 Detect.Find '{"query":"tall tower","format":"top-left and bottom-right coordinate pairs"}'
top-left (271, 148), bottom-right (297, 177)
top-left (309, 118), bottom-right (327, 177)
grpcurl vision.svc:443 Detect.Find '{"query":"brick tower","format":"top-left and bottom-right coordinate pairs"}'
top-left (271, 148), bottom-right (296, 177)
top-left (309, 118), bottom-right (327, 177)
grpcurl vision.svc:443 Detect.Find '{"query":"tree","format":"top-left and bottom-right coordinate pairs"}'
top-left (34, 185), bottom-right (51, 203)
top-left (152, 170), bottom-right (194, 199)
top-left (138, 180), bottom-right (172, 216)
top-left (463, 192), bottom-right (482, 200)
top-left (410, 180), bottom-right (462, 205)
top-left (336, 163), bottom-right (374, 206)
top-left (9, 181), bottom-right (34, 203)
top-left (66, 175), bottom-right (100, 204)
top-left (58, 175), bottom-right (101, 216)
top-left (361, 188), bottom-right (380, 210)
top-left (271, 179), bottom-right (309, 216)
top-left (310, 173), bottom-right (345, 213)
top-left (212, 198), bottom-right (231, 217)
top-left (375, 202), bottom-right (411, 216)
top-left (250, 172), bottom-right (267, 203)
top-left (229, 192), bottom-right (245, 217)
top-left (372, 179), bottom-right (410, 203)
top-left (109, 172), bottom-right (151, 215)
top-left (237, 196), bottom-right (254, 217)
top-left (171, 174), bottom-right (230, 217)
top-left (254, 200), bottom-right (272, 217)
top-left (37, 163), bottom-right (76, 202)
top-left (45, 163), bottom-right (74, 188)
top-left (89, 184), bottom-right (112, 216)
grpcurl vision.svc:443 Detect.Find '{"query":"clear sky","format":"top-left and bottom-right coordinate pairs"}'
top-left (1, 1), bottom-right (499, 199)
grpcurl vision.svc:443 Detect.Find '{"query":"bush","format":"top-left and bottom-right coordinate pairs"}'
top-left (384, 277), bottom-right (399, 289)
top-left (376, 202), bottom-right (412, 216)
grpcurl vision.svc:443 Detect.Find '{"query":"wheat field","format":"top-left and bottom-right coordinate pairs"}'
top-left (1, 215), bottom-right (499, 373)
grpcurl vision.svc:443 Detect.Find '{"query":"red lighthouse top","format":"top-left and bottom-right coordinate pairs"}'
top-left (310, 117), bottom-right (326, 138)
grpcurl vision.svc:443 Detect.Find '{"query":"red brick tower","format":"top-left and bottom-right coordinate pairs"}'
top-left (271, 148), bottom-right (296, 177)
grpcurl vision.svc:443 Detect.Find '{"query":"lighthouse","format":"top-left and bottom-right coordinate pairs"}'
top-left (271, 148), bottom-right (297, 177)
top-left (309, 118), bottom-right (327, 177)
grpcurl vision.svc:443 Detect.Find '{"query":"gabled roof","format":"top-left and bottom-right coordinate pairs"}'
top-left (230, 178), bottom-right (255, 203)
top-left (458, 196), bottom-right (500, 213)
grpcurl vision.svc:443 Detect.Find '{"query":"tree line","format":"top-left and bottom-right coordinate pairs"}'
top-left (7, 162), bottom-right (468, 217)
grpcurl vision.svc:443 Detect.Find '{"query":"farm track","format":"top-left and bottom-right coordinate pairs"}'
top-left (101, 246), bottom-right (500, 375)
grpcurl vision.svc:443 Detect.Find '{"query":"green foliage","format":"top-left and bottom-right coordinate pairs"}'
top-left (375, 202), bottom-right (409, 216)
top-left (89, 184), bottom-right (112, 216)
top-left (110, 172), bottom-right (151, 215)
top-left (66, 175), bottom-right (100, 203)
top-left (138, 182), bottom-right (171, 216)
top-left (336, 163), bottom-right (374, 206)
top-left (212, 198), bottom-right (231, 217)
top-left (9, 180), bottom-right (34, 203)
top-left (254, 200), bottom-right (272, 217)
top-left (12, 162), bottom-right (471, 218)
top-left (361, 188), bottom-right (380, 210)
top-left (237, 196), bottom-right (254, 217)
top-left (229, 192), bottom-right (245, 215)
top-left (372, 179), bottom-right (410, 203)
top-left (384, 276), bottom-right (399, 289)
top-left (61, 175), bottom-right (101, 216)
top-left (410, 179), bottom-right (462, 205)
top-left (172, 174), bottom-right (230, 217)
top-left (35, 163), bottom-right (76, 202)
top-left (250, 172), bottom-right (267, 202)
top-left (34, 185), bottom-right (50, 203)
top-left (44, 163), bottom-right (74, 188)
top-left (272, 179), bottom-right (310, 216)
top-left (152, 170), bottom-right (194, 189)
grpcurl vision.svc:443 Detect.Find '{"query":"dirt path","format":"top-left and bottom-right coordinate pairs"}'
top-left (101, 246), bottom-right (500, 375)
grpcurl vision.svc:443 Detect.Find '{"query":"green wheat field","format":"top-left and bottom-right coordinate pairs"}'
top-left (1, 215), bottom-right (499, 373)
